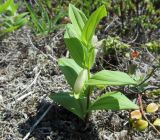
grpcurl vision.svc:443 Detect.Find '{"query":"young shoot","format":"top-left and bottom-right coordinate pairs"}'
top-left (50, 4), bottom-right (139, 121)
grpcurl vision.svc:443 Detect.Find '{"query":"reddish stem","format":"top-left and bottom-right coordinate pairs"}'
top-left (138, 94), bottom-right (160, 135)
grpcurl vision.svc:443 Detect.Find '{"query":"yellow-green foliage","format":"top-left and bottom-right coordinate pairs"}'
top-left (142, 41), bottom-right (160, 53)
top-left (0, 0), bottom-right (28, 36)
top-left (25, 0), bottom-right (64, 36)
top-left (103, 36), bottom-right (130, 54)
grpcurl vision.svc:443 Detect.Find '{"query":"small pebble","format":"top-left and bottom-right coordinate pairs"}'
top-left (0, 94), bottom-right (3, 103)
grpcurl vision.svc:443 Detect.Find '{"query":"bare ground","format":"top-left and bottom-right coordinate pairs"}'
top-left (0, 27), bottom-right (160, 140)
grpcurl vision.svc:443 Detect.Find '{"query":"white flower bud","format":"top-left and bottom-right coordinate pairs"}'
top-left (74, 69), bottom-right (88, 94)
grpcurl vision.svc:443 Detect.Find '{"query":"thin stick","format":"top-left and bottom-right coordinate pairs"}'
top-left (27, 34), bottom-right (57, 62)
top-left (23, 104), bottom-right (53, 140)
top-left (137, 67), bottom-right (157, 87)
top-left (138, 94), bottom-right (160, 136)
top-left (11, 91), bottom-right (34, 105)
top-left (15, 70), bottom-right (41, 98)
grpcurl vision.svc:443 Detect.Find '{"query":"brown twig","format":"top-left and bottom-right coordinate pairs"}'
top-left (138, 94), bottom-right (160, 135)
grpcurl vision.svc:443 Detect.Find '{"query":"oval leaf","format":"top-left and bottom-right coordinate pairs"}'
top-left (89, 92), bottom-right (139, 111)
top-left (81, 5), bottom-right (107, 45)
top-left (69, 4), bottom-right (87, 36)
top-left (86, 70), bottom-right (137, 86)
top-left (49, 92), bottom-right (87, 120)
top-left (58, 58), bottom-right (82, 89)
top-left (64, 24), bottom-right (87, 68)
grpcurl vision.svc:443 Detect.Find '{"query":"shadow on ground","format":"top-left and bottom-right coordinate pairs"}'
top-left (18, 100), bottom-right (99, 140)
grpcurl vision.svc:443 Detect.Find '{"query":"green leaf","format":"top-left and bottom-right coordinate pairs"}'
top-left (64, 24), bottom-right (87, 68)
top-left (89, 91), bottom-right (139, 111)
top-left (0, 11), bottom-right (28, 36)
top-left (88, 46), bottom-right (96, 68)
top-left (7, 0), bottom-right (18, 16)
top-left (49, 92), bottom-right (87, 120)
top-left (58, 58), bottom-right (82, 89)
top-left (25, 0), bottom-right (50, 34)
top-left (0, 0), bottom-right (12, 14)
top-left (14, 12), bottom-right (28, 25)
top-left (46, 0), bottom-right (52, 9)
top-left (86, 70), bottom-right (137, 86)
top-left (81, 5), bottom-right (107, 45)
top-left (0, 25), bottom-right (19, 37)
top-left (69, 4), bottom-right (87, 37)
top-left (25, 1), bottom-right (43, 31)
top-left (64, 24), bottom-right (78, 38)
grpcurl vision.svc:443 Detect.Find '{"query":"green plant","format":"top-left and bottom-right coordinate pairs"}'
top-left (102, 0), bottom-right (159, 40)
top-left (49, 4), bottom-right (139, 121)
top-left (58, 0), bottom-right (110, 17)
top-left (25, 0), bottom-right (64, 36)
top-left (0, 0), bottom-right (28, 36)
top-left (102, 36), bottom-right (130, 58)
top-left (142, 41), bottom-right (160, 53)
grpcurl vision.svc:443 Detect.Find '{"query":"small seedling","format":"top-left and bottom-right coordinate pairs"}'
top-left (25, 0), bottom-right (64, 36)
top-left (50, 4), bottom-right (138, 121)
top-left (0, 0), bottom-right (28, 36)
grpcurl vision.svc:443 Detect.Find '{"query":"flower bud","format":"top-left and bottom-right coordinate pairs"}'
top-left (74, 69), bottom-right (88, 94)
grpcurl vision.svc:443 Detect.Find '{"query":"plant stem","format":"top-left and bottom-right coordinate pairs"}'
top-left (137, 67), bottom-right (157, 87)
top-left (85, 68), bottom-right (91, 122)
top-left (138, 94), bottom-right (160, 135)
